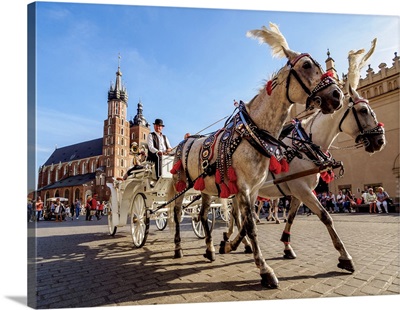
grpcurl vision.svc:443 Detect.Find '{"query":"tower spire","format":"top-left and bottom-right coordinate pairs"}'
top-left (108, 54), bottom-right (128, 103)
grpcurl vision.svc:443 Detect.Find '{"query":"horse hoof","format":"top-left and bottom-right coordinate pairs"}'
top-left (244, 245), bottom-right (253, 254)
top-left (283, 249), bottom-right (296, 259)
top-left (223, 232), bottom-right (229, 242)
top-left (204, 249), bottom-right (216, 261)
top-left (260, 273), bottom-right (279, 289)
top-left (174, 249), bottom-right (183, 259)
top-left (275, 220), bottom-right (280, 224)
top-left (337, 259), bottom-right (355, 273)
top-left (219, 241), bottom-right (227, 254)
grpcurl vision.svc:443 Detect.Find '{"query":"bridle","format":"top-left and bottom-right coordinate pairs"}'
top-left (285, 53), bottom-right (337, 108)
top-left (338, 97), bottom-right (384, 146)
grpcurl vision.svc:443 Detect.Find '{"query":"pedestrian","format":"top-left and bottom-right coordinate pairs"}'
top-left (147, 118), bottom-right (173, 179)
top-left (96, 201), bottom-right (104, 220)
top-left (89, 193), bottom-right (98, 221)
top-left (27, 199), bottom-right (33, 222)
top-left (336, 190), bottom-right (345, 213)
top-left (75, 199), bottom-right (81, 219)
top-left (70, 203), bottom-right (75, 221)
top-left (85, 195), bottom-right (92, 221)
top-left (326, 191), bottom-right (336, 213)
top-left (64, 203), bottom-right (71, 220)
top-left (376, 187), bottom-right (390, 214)
top-left (54, 198), bottom-right (64, 222)
top-left (365, 188), bottom-right (377, 213)
top-left (35, 196), bottom-right (44, 221)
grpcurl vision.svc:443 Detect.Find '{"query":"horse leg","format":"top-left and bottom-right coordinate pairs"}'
top-left (240, 194), bottom-right (279, 288)
top-left (273, 200), bottom-right (280, 224)
top-left (199, 194), bottom-right (216, 261)
top-left (300, 192), bottom-right (355, 273)
top-left (173, 196), bottom-right (184, 258)
top-left (280, 197), bottom-right (302, 259)
top-left (221, 198), bottom-right (252, 254)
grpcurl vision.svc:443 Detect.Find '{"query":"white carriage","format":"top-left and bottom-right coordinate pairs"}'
top-left (106, 155), bottom-right (228, 247)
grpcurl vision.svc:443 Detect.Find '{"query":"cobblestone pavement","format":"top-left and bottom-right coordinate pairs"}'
top-left (28, 212), bottom-right (399, 309)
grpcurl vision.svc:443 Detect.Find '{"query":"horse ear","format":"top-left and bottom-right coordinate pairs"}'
top-left (348, 85), bottom-right (360, 102)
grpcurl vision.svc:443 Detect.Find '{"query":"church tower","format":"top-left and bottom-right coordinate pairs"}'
top-left (130, 100), bottom-right (150, 150)
top-left (103, 56), bottom-right (130, 182)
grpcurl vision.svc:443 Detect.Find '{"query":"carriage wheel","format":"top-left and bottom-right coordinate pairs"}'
top-left (191, 207), bottom-right (216, 239)
top-left (107, 210), bottom-right (117, 236)
top-left (155, 211), bottom-right (168, 231)
top-left (130, 193), bottom-right (150, 248)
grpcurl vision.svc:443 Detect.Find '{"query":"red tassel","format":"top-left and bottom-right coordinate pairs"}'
top-left (269, 156), bottom-right (281, 174)
top-left (280, 158), bottom-right (289, 173)
top-left (320, 171), bottom-right (335, 183)
top-left (175, 180), bottom-right (186, 192)
top-left (219, 183), bottom-right (231, 199)
top-left (266, 80), bottom-right (273, 96)
top-left (194, 176), bottom-right (205, 191)
top-left (321, 71), bottom-right (334, 80)
top-left (378, 122), bottom-right (384, 127)
top-left (228, 180), bottom-right (238, 195)
top-left (215, 169), bottom-right (222, 184)
top-left (227, 166), bottom-right (237, 181)
top-left (170, 159), bottom-right (182, 175)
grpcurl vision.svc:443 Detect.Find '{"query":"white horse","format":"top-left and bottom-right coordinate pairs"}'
top-left (167, 22), bottom-right (343, 288)
top-left (221, 39), bottom-right (386, 274)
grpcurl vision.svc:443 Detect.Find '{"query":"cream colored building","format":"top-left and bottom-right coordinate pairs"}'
top-left (290, 52), bottom-right (399, 202)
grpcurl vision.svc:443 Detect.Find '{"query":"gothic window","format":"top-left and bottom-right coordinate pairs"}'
top-left (120, 170), bottom-right (124, 177)
top-left (379, 85), bottom-right (383, 94)
top-left (115, 102), bottom-right (119, 115)
top-left (388, 82), bottom-right (393, 91)
top-left (120, 159), bottom-right (124, 167)
top-left (108, 126), bottom-right (111, 135)
top-left (121, 127), bottom-right (124, 135)
top-left (107, 158), bottom-right (110, 167)
top-left (121, 138), bottom-right (124, 146)
top-left (121, 148), bottom-right (124, 156)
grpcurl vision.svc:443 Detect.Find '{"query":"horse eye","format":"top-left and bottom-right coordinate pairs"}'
top-left (360, 107), bottom-right (368, 115)
top-left (302, 61), bottom-right (312, 69)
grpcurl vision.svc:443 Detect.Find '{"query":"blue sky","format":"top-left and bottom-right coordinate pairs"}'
top-left (33, 2), bottom-right (399, 174)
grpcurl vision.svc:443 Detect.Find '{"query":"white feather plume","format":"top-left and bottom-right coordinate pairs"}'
top-left (246, 22), bottom-right (291, 59)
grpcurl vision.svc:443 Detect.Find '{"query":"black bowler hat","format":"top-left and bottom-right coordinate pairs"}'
top-left (153, 119), bottom-right (165, 127)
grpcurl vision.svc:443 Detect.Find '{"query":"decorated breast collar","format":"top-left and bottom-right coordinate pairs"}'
top-left (234, 101), bottom-right (289, 161)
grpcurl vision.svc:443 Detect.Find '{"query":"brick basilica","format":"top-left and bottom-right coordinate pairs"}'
top-left (35, 63), bottom-right (151, 204)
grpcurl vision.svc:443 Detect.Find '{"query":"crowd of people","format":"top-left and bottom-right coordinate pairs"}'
top-left (317, 187), bottom-right (392, 214)
top-left (27, 195), bottom-right (108, 223)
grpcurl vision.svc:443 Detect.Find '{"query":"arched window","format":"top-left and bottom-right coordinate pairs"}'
top-left (107, 158), bottom-right (110, 167)
top-left (120, 159), bottom-right (124, 167)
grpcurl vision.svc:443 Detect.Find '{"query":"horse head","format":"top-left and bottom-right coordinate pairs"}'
top-left (338, 38), bottom-right (385, 154)
top-left (339, 86), bottom-right (386, 153)
top-left (247, 22), bottom-right (343, 114)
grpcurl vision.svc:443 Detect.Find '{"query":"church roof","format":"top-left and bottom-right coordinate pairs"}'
top-left (39, 172), bottom-right (97, 190)
top-left (43, 138), bottom-right (103, 166)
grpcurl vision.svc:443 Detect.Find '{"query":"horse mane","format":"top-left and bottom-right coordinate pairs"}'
top-left (246, 22), bottom-right (290, 59)
top-left (346, 38), bottom-right (377, 92)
